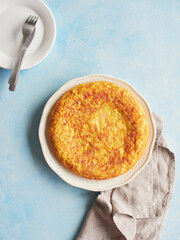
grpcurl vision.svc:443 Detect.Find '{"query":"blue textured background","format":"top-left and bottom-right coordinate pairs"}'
top-left (0, 0), bottom-right (179, 239)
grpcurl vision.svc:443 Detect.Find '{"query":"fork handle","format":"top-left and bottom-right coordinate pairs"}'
top-left (8, 44), bottom-right (27, 91)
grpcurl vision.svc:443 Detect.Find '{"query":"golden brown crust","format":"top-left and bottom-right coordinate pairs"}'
top-left (49, 81), bottom-right (149, 180)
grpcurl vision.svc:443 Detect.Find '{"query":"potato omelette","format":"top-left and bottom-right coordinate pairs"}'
top-left (49, 81), bottom-right (149, 180)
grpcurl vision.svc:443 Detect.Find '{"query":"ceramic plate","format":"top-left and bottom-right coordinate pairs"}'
top-left (39, 74), bottom-right (156, 191)
top-left (0, 0), bottom-right (56, 70)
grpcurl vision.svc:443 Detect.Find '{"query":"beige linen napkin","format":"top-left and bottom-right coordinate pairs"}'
top-left (76, 113), bottom-right (175, 240)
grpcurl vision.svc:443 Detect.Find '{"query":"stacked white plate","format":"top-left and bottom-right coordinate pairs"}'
top-left (0, 0), bottom-right (56, 69)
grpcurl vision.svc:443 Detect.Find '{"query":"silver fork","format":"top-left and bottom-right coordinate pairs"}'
top-left (8, 15), bottom-right (38, 91)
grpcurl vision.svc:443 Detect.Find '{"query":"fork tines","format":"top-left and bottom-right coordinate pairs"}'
top-left (26, 15), bottom-right (39, 25)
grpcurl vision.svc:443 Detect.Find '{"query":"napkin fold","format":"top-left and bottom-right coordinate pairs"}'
top-left (76, 113), bottom-right (175, 240)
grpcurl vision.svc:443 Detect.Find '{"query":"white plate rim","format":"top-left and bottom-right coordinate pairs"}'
top-left (0, 0), bottom-right (56, 70)
top-left (39, 74), bottom-right (156, 191)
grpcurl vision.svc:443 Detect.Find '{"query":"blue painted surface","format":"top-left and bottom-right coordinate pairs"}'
top-left (0, 0), bottom-right (180, 239)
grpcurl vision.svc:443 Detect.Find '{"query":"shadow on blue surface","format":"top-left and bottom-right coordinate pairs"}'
top-left (73, 192), bottom-right (99, 240)
top-left (28, 98), bottom-right (62, 182)
top-left (0, 67), bottom-right (10, 94)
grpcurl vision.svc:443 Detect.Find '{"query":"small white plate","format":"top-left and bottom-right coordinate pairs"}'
top-left (39, 74), bottom-right (156, 192)
top-left (0, 0), bottom-right (56, 70)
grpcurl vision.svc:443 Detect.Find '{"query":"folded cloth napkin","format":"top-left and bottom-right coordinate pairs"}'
top-left (76, 113), bottom-right (175, 240)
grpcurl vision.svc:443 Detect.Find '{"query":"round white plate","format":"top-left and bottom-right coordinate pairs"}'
top-left (39, 74), bottom-right (156, 192)
top-left (0, 0), bottom-right (56, 70)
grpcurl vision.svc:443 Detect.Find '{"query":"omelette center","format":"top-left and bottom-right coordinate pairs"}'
top-left (88, 103), bottom-right (126, 157)
top-left (49, 81), bottom-right (149, 180)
